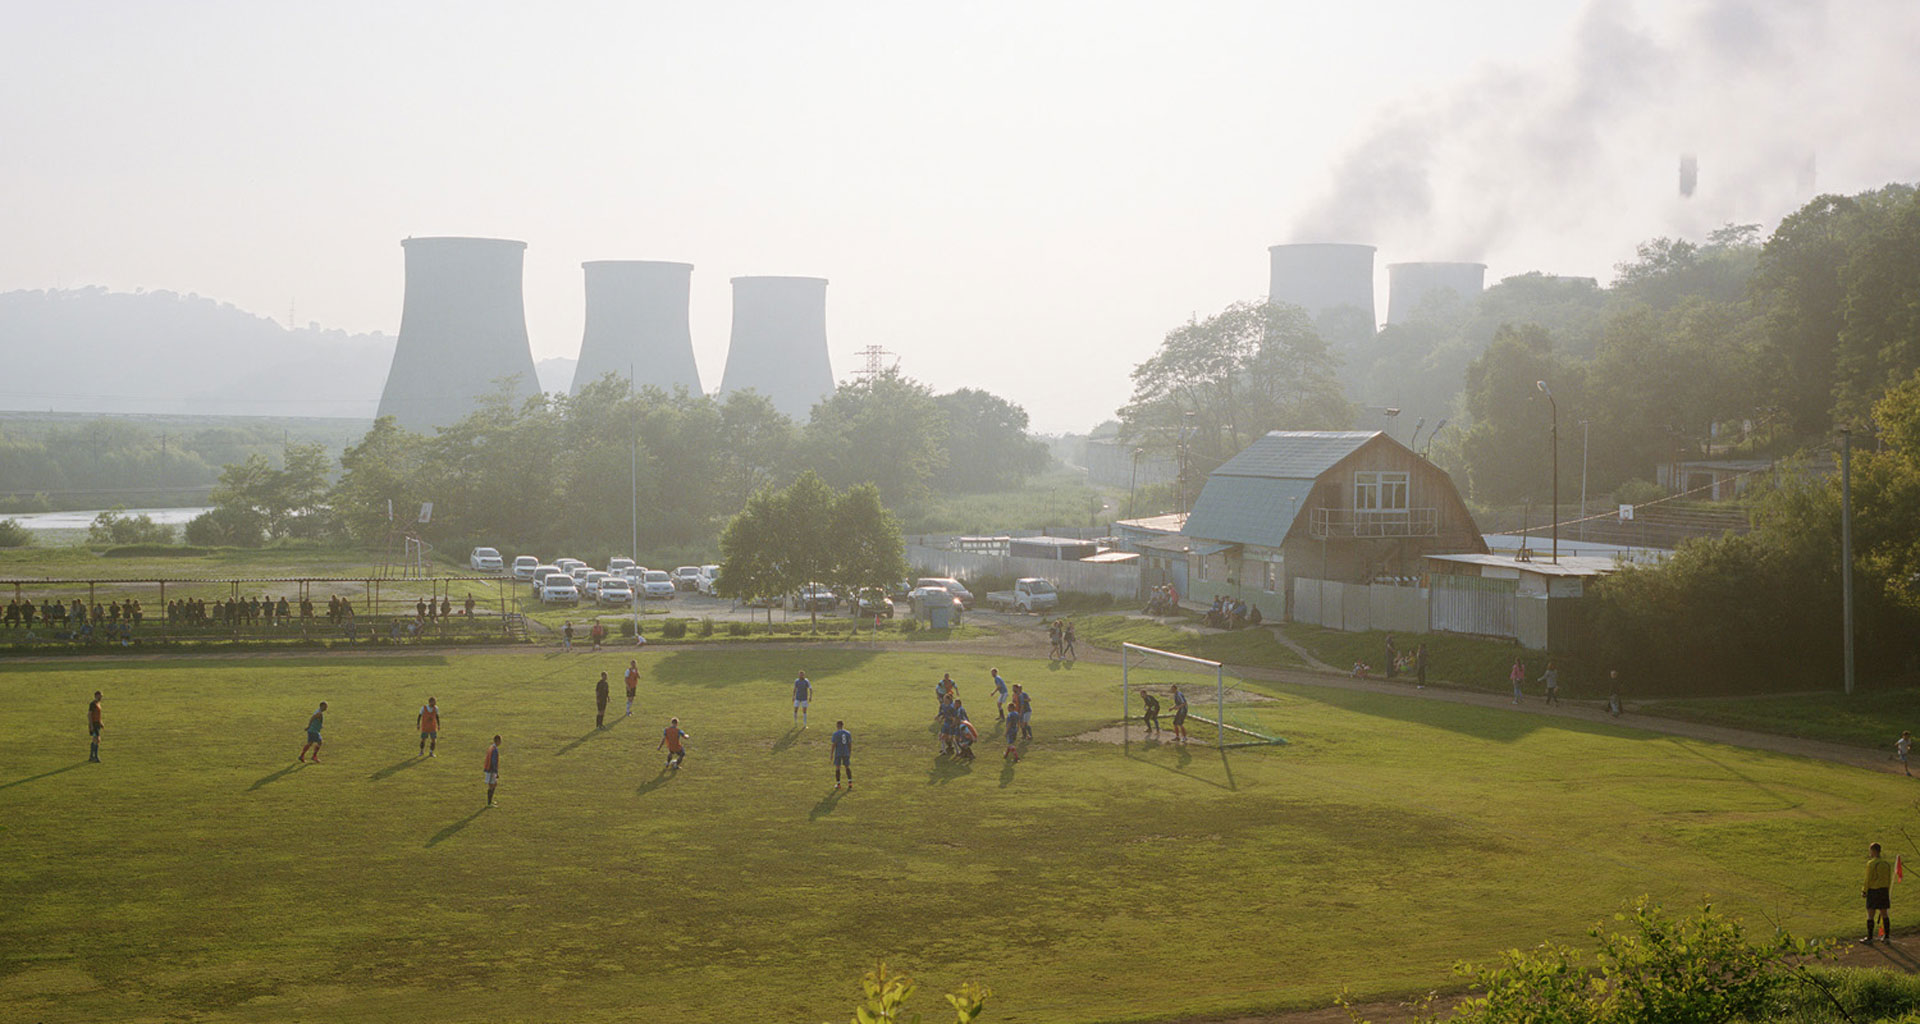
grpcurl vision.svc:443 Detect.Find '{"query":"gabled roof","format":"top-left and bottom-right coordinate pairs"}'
top-left (1183, 431), bottom-right (1381, 548)
top-left (1211, 431), bottom-right (1378, 480)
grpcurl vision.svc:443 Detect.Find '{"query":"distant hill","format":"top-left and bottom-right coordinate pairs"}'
top-left (0, 287), bottom-right (395, 418)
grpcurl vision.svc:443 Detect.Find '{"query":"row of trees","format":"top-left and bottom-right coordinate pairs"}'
top-left (715, 472), bottom-right (908, 626)
top-left (194, 372), bottom-right (1049, 556)
top-left (1586, 370), bottom-right (1920, 693)
top-left (1113, 184), bottom-right (1920, 509)
top-left (1429, 186), bottom-right (1920, 504)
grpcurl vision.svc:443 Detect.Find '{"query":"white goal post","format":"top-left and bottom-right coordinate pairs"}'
top-left (1121, 642), bottom-right (1287, 748)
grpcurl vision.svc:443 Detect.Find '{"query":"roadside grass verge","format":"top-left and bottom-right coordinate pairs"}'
top-left (1636, 688), bottom-right (1920, 752)
top-left (1073, 614), bottom-right (1307, 668)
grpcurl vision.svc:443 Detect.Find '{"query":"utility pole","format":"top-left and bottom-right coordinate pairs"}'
top-left (1536, 381), bottom-right (1558, 563)
top-left (1579, 420), bottom-right (1589, 542)
top-left (1128, 448), bottom-right (1142, 520)
top-left (1841, 427), bottom-right (1855, 695)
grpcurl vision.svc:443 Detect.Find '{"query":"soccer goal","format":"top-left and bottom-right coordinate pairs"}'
top-left (1121, 642), bottom-right (1288, 748)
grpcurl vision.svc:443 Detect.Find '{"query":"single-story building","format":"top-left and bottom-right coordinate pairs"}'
top-left (1425, 553), bottom-right (1614, 651)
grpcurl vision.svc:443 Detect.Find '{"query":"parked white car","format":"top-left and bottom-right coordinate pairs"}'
top-left (468, 547), bottom-right (504, 572)
top-left (696, 568), bottom-right (722, 596)
top-left (529, 565), bottom-right (566, 593)
top-left (581, 571), bottom-right (611, 598)
top-left (556, 558), bottom-right (587, 573)
top-left (568, 565), bottom-right (594, 585)
top-left (671, 566), bottom-right (705, 591)
top-left (598, 578), bottom-right (635, 605)
top-left (641, 570), bottom-right (676, 599)
top-left (608, 557), bottom-right (636, 576)
top-left (511, 555), bottom-right (540, 580)
top-left (539, 576), bottom-right (579, 605)
top-left (916, 577), bottom-right (975, 609)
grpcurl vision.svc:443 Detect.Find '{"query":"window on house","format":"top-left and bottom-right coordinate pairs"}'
top-left (1196, 555), bottom-right (1209, 582)
top-left (1354, 471), bottom-right (1410, 512)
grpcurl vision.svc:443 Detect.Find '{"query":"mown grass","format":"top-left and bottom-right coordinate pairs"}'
top-left (0, 647), bottom-right (1902, 1023)
top-left (1638, 689), bottom-right (1920, 752)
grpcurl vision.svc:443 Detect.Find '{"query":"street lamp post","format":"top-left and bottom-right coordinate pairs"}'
top-left (1579, 419), bottom-right (1590, 541)
top-left (1841, 427), bottom-right (1855, 695)
top-left (1128, 447), bottom-right (1142, 519)
top-left (1536, 381), bottom-right (1558, 564)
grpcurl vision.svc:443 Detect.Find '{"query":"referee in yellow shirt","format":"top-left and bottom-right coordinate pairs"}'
top-left (1865, 842), bottom-right (1895, 943)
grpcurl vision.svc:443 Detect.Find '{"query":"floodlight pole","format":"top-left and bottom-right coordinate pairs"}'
top-left (1841, 427), bottom-right (1855, 696)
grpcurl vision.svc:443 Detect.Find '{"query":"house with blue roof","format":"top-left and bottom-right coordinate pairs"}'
top-left (1181, 430), bottom-right (1486, 621)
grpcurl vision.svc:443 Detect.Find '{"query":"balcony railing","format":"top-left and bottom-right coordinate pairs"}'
top-left (1309, 506), bottom-right (1439, 539)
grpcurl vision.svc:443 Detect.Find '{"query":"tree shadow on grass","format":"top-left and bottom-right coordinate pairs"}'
top-left (368, 755), bottom-right (423, 782)
top-left (0, 761), bottom-right (87, 790)
top-left (426, 807), bottom-right (488, 847)
top-left (249, 762), bottom-right (306, 791)
top-left (809, 788), bottom-right (844, 820)
top-left (928, 755), bottom-right (973, 785)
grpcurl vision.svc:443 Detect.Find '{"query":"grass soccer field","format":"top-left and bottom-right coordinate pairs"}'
top-left (0, 646), bottom-right (1906, 1023)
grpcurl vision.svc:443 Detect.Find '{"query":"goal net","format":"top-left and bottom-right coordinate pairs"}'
top-left (1121, 642), bottom-right (1288, 748)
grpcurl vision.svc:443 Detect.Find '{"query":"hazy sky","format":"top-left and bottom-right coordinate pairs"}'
top-left (5, 0), bottom-right (1917, 432)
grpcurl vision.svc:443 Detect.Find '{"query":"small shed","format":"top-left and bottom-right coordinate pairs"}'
top-left (1424, 553), bottom-right (1615, 652)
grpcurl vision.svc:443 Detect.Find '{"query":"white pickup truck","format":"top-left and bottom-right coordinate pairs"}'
top-left (986, 578), bottom-right (1058, 613)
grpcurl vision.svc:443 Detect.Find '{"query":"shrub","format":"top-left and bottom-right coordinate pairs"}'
top-left (1613, 478), bottom-right (1668, 505)
top-left (726, 622), bottom-right (750, 637)
top-left (899, 617), bottom-right (923, 634)
top-left (0, 518), bottom-right (32, 548)
top-left (839, 962), bottom-right (990, 1024)
top-left (88, 509), bottom-right (175, 546)
top-left (662, 618), bottom-right (689, 639)
top-left (697, 616), bottom-right (715, 638)
top-left (185, 506), bottom-right (263, 547)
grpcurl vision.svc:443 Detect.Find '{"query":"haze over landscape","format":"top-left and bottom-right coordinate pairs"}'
top-left (5, 0), bottom-right (1916, 431)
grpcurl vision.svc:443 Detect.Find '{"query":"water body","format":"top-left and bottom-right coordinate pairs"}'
top-left (7, 507), bottom-right (212, 530)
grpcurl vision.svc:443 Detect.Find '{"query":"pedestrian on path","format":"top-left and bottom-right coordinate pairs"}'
top-left (1899, 731), bottom-right (1913, 776)
top-left (1540, 662), bottom-right (1560, 705)
top-left (1509, 659), bottom-right (1525, 704)
top-left (562, 620), bottom-right (574, 651)
top-left (1415, 643), bottom-right (1428, 689)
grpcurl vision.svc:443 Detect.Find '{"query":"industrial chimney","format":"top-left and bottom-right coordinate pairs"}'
top-left (1385, 262), bottom-right (1487, 325)
top-left (718, 276), bottom-right (834, 422)
top-left (1266, 243), bottom-right (1378, 344)
top-left (376, 236), bottom-right (541, 432)
top-left (570, 261), bottom-right (701, 396)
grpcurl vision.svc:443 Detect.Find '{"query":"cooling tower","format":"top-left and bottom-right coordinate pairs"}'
top-left (1385, 262), bottom-right (1487, 325)
top-left (569, 261), bottom-right (701, 396)
top-left (1267, 243), bottom-right (1377, 327)
top-left (376, 237), bottom-right (540, 432)
top-left (718, 276), bottom-right (834, 422)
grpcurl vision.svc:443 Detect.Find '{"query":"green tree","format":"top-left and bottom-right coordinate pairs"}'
top-left (87, 509), bottom-right (174, 546)
top-left (934, 388), bottom-right (1049, 493)
top-left (832, 482), bottom-right (908, 629)
top-left (805, 370), bottom-right (948, 507)
top-left (716, 485), bottom-right (787, 622)
top-left (329, 417), bottom-right (426, 544)
top-left (717, 472), bottom-right (907, 630)
top-left (1452, 325), bottom-right (1583, 504)
top-left (1120, 300), bottom-right (1349, 467)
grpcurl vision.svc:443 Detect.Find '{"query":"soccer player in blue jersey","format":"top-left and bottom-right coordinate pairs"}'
top-left (298, 701), bottom-right (328, 763)
top-left (991, 669), bottom-right (1009, 721)
top-left (830, 720), bottom-right (853, 789)
top-left (793, 671), bottom-right (812, 725)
